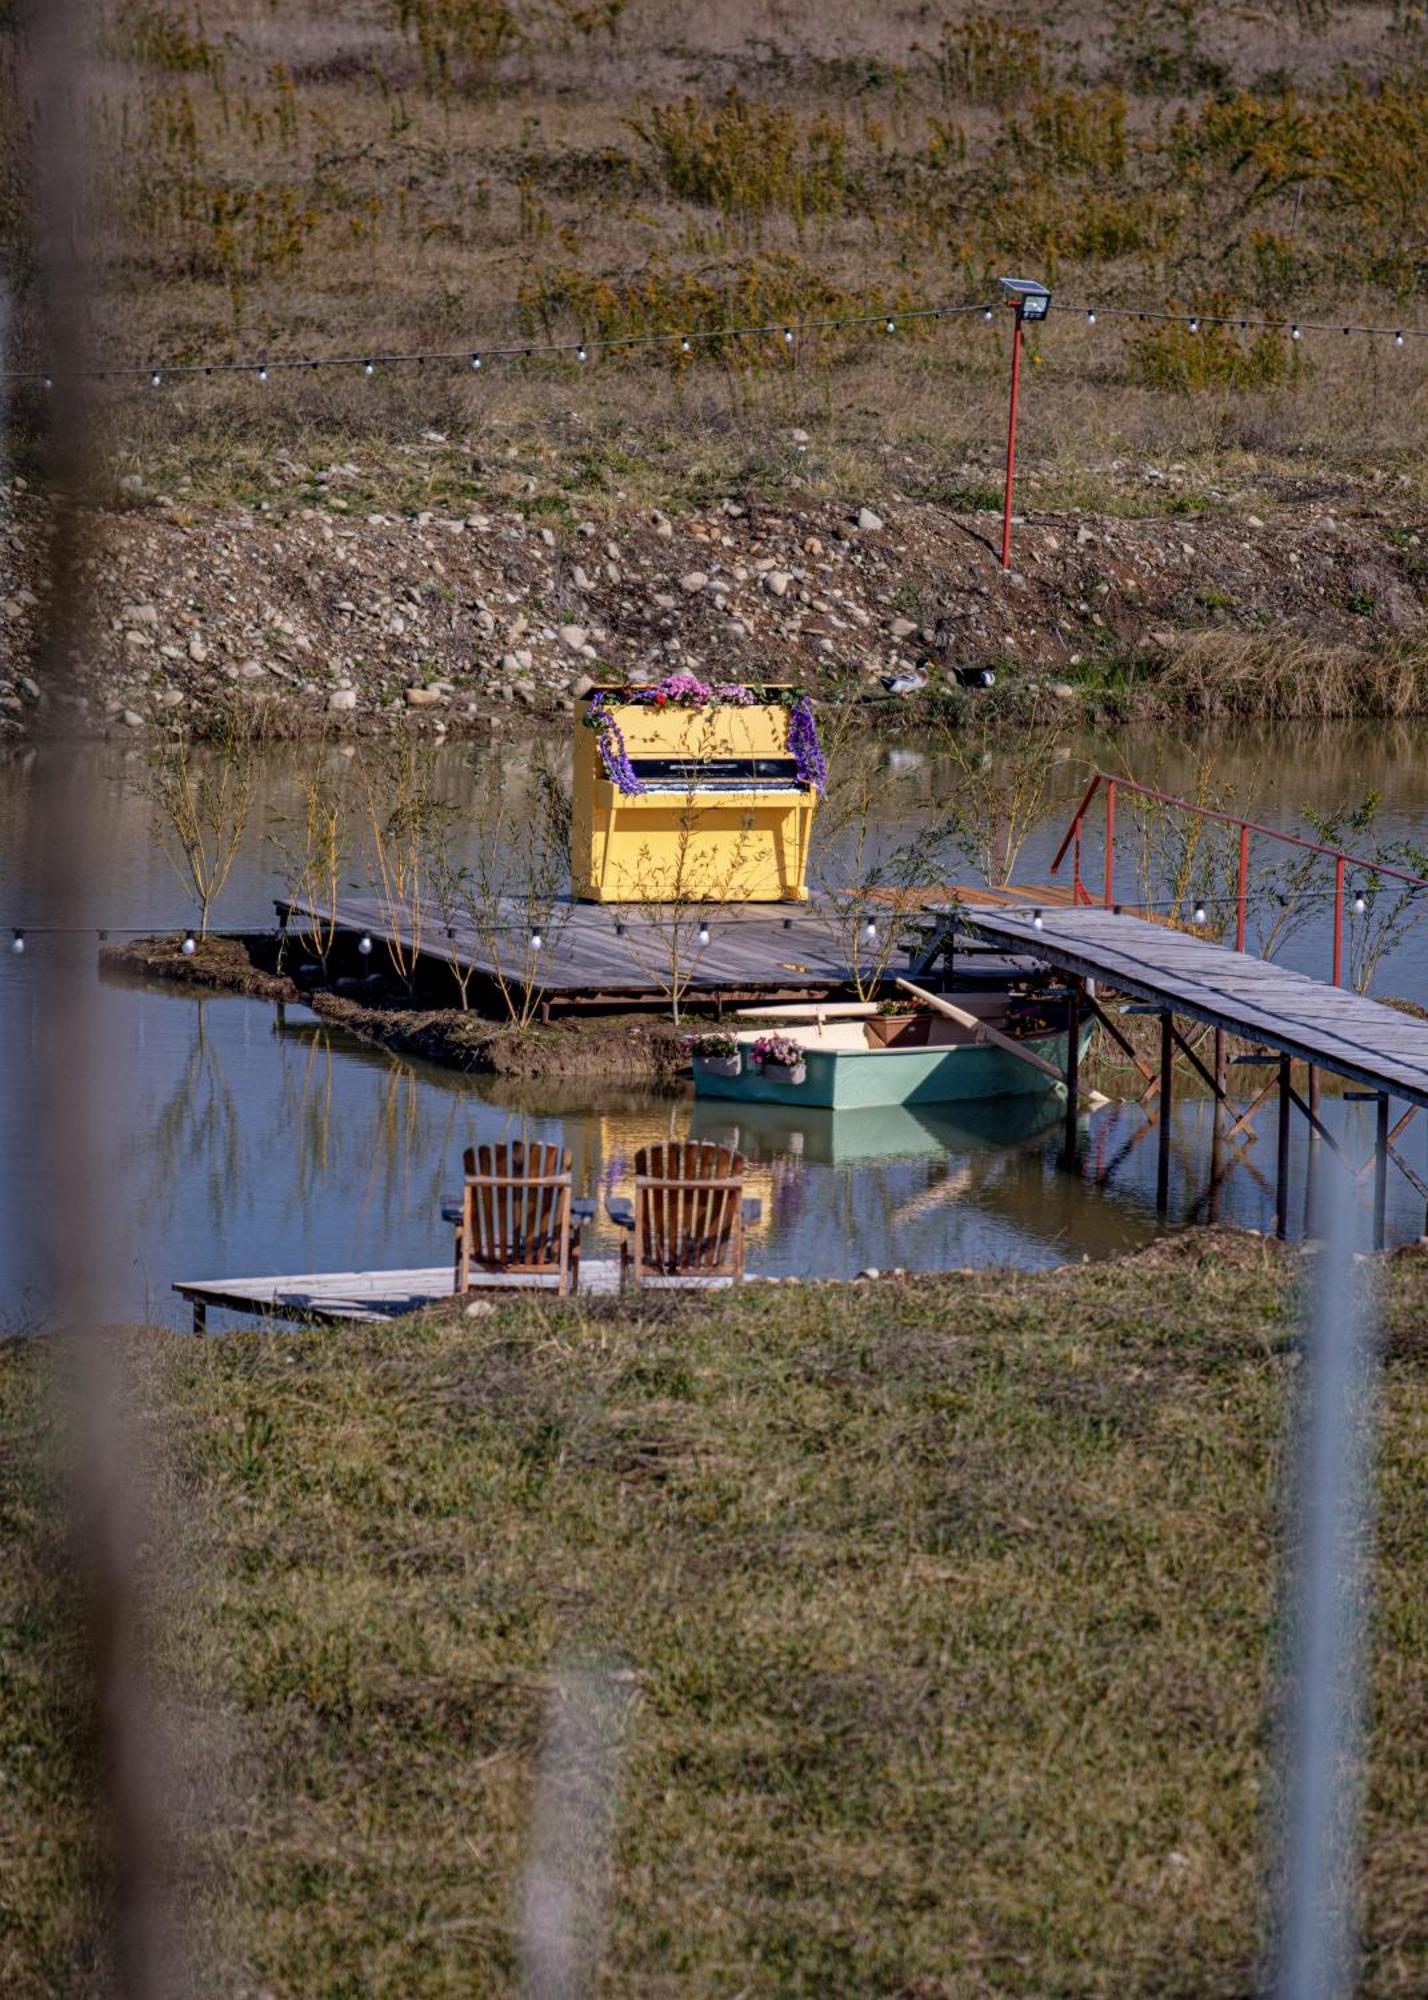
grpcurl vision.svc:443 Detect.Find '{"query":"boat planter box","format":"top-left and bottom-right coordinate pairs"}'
top-left (571, 692), bottom-right (816, 903)
top-left (864, 1012), bottom-right (929, 1048)
top-left (760, 1060), bottom-right (807, 1087)
top-left (693, 1052), bottom-right (742, 1080)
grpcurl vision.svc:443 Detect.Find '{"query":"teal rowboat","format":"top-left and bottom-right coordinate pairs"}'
top-left (694, 1004), bottom-right (1093, 1112)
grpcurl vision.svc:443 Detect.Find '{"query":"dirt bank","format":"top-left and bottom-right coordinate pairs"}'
top-left (102, 934), bottom-right (693, 1080)
top-left (8, 482), bottom-right (1428, 738)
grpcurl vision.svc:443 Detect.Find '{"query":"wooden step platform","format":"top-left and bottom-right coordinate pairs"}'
top-left (175, 1259), bottom-right (621, 1330)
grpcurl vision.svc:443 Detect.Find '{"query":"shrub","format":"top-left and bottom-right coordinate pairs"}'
top-left (631, 91), bottom-right (852, 238)
top-left (926, 14), bottom-right (1046, 106)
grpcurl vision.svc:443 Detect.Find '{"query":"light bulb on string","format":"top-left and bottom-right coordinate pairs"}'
top-left (863, 917), bottom-right (877, 942)
top-left (697, 924), bottom-right (710, 947)
top-left (529, 931), bottom-right (542, 952)
top-left (884, 317), bottom-right (896, 334)
top-left (1352, 891), bottom-right (1367, 915)
top-left (1188, 317), bottom-right (1199, 334)
top-left (10, 929), bottom-right (24, 954)
top-left (1086, 309), bottom-right (1096, 324)
top-left (783, 327), bottom-right (795, 345)
top-left (1032, 910), bottom-right (1044, 931)
top-left (1291, 325), bottom-right (1301, 340)
top-left (42, 375), bottom-right (53, 390)
top-left (680, 336), bottom-right (691, 353)
top-left (357, 933), bottom-right (373, 955)
top-left (363, 359), bottom-right (375, 376)
top-left (983, 307), bottom-right (993, 322)
top-left (257, 365), bottom-right (268, 383)
top-left (1395, 330), bottom-right (1405, 346)
top-left (150, 370), bottom-right (162, 387)
top-left (576, 344), bottom-right (588, 362)
top-left (1192, 902), bottom-right (1207, 925)
top-left (181, 930), bottom-right (197, 956)
top-left (470, 353), bottom-right (482, 370)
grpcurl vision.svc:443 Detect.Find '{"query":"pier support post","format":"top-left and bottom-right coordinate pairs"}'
top-left (1156, 1009), bottom-right (1174, 1216)
top-left (1276, 1055), bottom-right (1293, 1239)
top-left (1304, 1064), bottom-right (1321, 1234)
top-left (1374, 1092), bottom-right (1390, 1251)
top-left (1062, 977), bottom-right (1083, 1169)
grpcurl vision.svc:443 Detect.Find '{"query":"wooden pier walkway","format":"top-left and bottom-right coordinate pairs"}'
top-left (937, 900), bottom-right (1428, 1243)
top-left (943, 903), bottom-right (1428, 1107)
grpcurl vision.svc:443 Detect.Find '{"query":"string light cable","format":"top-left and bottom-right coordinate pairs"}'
top-left (0, 300), bottom-right (998, 388)
top-left (7, 882), bottom-right (1417, 957)
top-left (4, 294), bottom-right (1421, 390)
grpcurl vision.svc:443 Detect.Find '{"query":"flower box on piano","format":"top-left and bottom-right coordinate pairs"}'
top-left (572, 685), bottom-right (819, 903)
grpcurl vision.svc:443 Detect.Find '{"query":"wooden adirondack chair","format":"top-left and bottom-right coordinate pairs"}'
top-left (454, 1141), bottom-right (581, 1294)
top-left (616, 1141), bottom-right (748, 1289)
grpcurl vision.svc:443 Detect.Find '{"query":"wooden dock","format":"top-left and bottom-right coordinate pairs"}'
top-left (280, 893), bottom-right (943, 1009)
top-left (938, 900), bottom-right (1428, 1242)
top-left (944, 903), bottom-right (1428, 1107)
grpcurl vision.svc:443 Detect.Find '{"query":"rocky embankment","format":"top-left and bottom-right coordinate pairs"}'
top-left (5, 478), bottom-right (1428, 737)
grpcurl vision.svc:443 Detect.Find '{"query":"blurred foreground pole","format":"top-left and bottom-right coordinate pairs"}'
top-left (1275, 1156), bottom-right (1380, 2000)
top-left (20, 1), bottom-right (172, 1992)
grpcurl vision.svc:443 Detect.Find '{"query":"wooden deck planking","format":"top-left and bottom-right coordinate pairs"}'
top-left (940, 903), bottom-right (1428, 1108)
top-left (284, 893), bottom-right (891, 997)
top-left (175, 1258), bottom-right (621, 1325)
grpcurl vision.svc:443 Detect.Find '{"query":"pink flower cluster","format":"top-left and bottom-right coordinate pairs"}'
top-left (751, 1032), bottom-right (804, 1068)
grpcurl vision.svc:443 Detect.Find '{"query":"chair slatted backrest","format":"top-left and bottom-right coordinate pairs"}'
top-left (460, 1141), bottom-right (572, 1284)
top-left (632, 1141), bottom-right (745, 1283)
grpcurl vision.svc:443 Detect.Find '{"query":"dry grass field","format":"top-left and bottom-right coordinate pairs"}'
top-left (3, 1236), bottom-right (1428, 1995)
top-left (5, 0), bottom-right (1428, 518)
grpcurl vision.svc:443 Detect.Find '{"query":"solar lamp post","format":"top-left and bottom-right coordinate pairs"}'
top-left (997, 279), bottom-right (1051, 571)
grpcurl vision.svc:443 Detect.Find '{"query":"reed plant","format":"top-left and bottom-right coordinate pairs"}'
top-left (139, 701), bottom-right (254, 936)
top-left (358, 741), bottom-right (448, 991)
top-left (270, 754), bottom-right (354, 972)
top-left (427, 746), bottom-right (572, 1026)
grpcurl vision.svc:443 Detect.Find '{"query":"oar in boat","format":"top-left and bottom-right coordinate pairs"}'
top-left (895, 977), bottom-right (1110, 1108)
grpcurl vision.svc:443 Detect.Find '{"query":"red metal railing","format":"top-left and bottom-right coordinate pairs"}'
top-left (1050, 771), bottom-right (1428, 987)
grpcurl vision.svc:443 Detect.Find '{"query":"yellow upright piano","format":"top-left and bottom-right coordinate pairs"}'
top-left (571, 684), bottom-right (818, 903)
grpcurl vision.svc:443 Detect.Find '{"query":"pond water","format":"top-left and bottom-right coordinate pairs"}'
top-left (3, 722), bottom-right (1428, 1330)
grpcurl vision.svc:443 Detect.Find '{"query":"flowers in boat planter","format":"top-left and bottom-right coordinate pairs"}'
top-left (751, 1032), bottom-right (804, 1069)
top-left (688, 1030), bottom-right (740, 1059)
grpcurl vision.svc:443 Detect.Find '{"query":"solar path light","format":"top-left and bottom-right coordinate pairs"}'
top-left (997, 278), bottom-right (1052, 571)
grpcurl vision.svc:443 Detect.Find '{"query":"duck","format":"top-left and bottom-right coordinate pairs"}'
top-left (879, 663), bottom-right (929, 697)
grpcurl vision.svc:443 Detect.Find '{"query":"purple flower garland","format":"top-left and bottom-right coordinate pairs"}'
top-left (583, 692), bottom-right (645, 795)
top-left (583, 683), bottom-right (826, 796)
top-left (786, 692), bottom-right (827, 794)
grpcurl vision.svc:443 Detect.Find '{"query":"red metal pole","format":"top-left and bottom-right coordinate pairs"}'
top-left (1333, 853), bottom-right (1345, 987)
top-left (1073, 814), bottom-right (1084, 904)
top-left (1236, 822), bottom-right (1250, 952)
top-left (1000, 304), bottom-right (1024, 571)
top-left (1103, 780), bottom-right (1116, 908)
